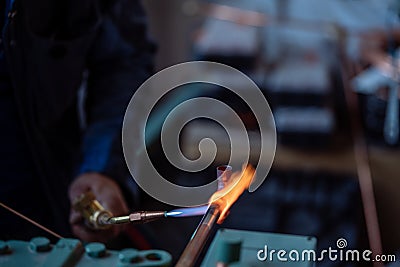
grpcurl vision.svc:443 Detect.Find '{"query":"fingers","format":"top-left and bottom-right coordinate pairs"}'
top-left (68, 175), bottom-right (91, 201)
top-left (69, 209), bottom-right (82, 225)
top-left (70, 208), bottom-right (125, 243)
top-left (68, 172), bottom-right (130, 243)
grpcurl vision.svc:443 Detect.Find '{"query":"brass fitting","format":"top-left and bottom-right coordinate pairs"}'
top-left (72, 191), bottom-right (113, 230)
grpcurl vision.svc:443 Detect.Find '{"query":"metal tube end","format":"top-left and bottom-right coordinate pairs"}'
top-left (106, 215), bottom-right (131, 225)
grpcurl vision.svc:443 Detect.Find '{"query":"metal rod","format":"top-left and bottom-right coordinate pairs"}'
top-left (176, 204), bottom-right (221, 267)
top-left (0, 202), bottom-right (63, 239)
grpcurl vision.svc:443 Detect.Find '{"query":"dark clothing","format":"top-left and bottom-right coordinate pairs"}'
top-left (0, 0), bottom-right (154, 239)
top-left (0, 0), bottom-right (49, 239)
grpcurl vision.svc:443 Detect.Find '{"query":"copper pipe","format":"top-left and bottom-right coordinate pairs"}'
top-left (176, 204), bottom-right (221, 267)
top-left (0, 202), bottom-right (63, 239)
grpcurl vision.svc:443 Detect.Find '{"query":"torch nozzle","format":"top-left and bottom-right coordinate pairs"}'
top-left (103, 211), bottom-right (167, 225)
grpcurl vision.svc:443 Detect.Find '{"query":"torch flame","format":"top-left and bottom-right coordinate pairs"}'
top-left (209, 164), bottom-right (255, 224)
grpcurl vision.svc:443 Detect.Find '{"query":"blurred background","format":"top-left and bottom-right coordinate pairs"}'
top-left (135, 0), bottom-right (400, 266)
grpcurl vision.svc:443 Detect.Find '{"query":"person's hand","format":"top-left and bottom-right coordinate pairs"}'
top-left (68, 173), bottom-right (129, 243)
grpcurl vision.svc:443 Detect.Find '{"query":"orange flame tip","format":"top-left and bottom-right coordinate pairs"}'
top-left (209, 164), bottom-right (255, 224)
